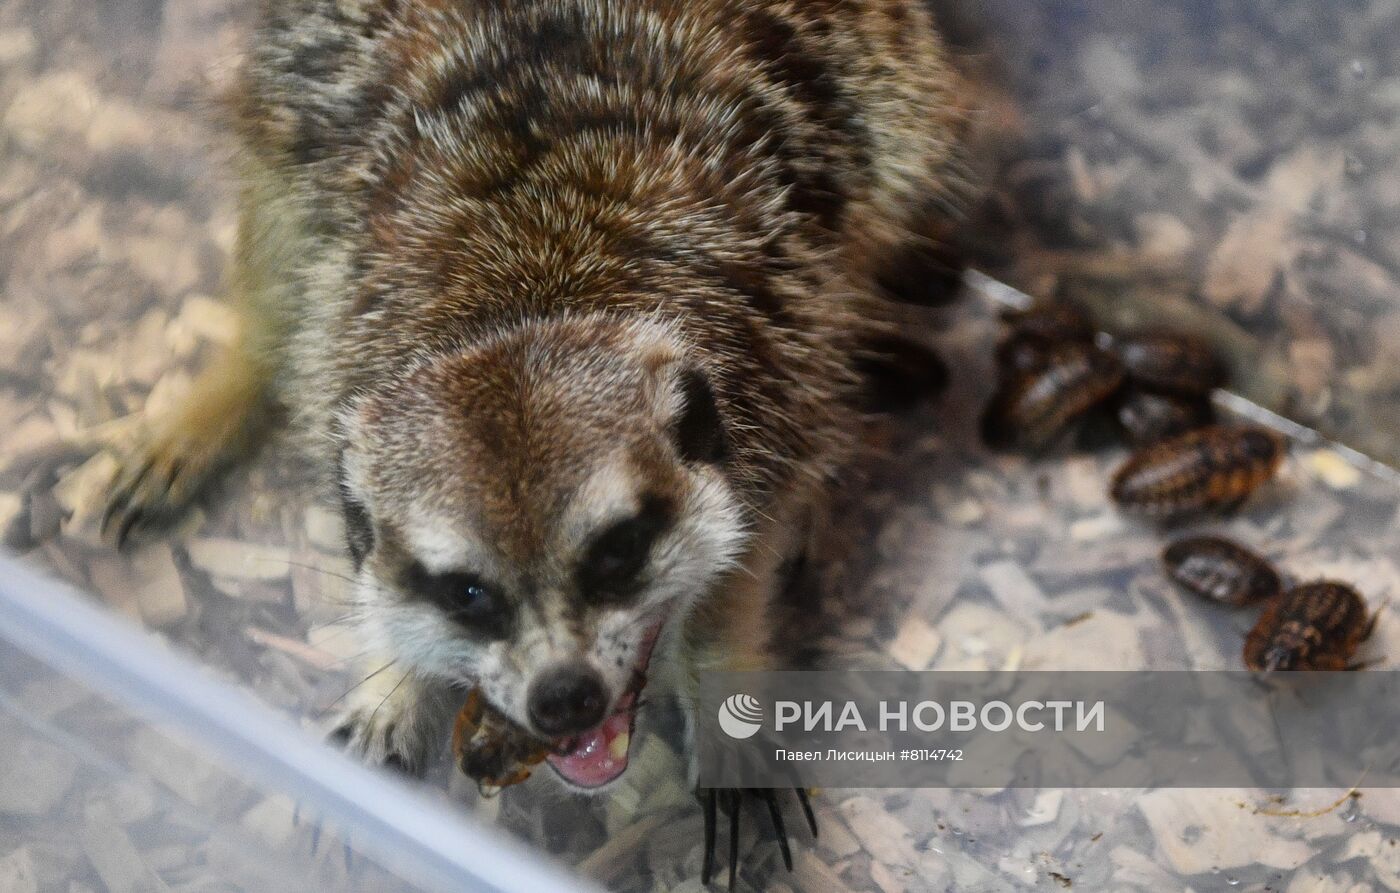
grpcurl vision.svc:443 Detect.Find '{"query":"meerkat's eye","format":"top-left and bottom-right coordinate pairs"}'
top-left (578, 496), bottom-right (674, 603)
top-left (403, 563), bottom-right (512, 640)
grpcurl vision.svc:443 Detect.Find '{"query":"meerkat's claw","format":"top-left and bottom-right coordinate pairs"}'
top-left (326, 707), bottom-right (430, 778)
top-left (324, 670), bottom-right (454, 779)
top-left (760, 789), bottom-right (793, 871)
top-left (702, 788), bottom-right (718, 883)
top-left (101, 442), bottom-right (204, 548)
top-left (794, 786), bottom-right (819, 838)
top-left (698, 787), bottom-right (817, 888)
top-left (101, 347), bottom-right (271, 549)
top-left (298, 808), bottom-right (355, 876)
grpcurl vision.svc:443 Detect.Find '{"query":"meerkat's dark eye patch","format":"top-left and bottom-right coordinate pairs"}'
top-left (578, 495), bottom-right (674, 604)
top-left (672, 366), bottom-right (728, 465)
top-left (402, 563), bottom-right (514, 641)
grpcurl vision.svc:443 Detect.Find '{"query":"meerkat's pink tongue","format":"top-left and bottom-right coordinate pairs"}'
top-left (545, 692), bottom-right (636, 788)
top-left (545, 619), bottom-right (664, 788)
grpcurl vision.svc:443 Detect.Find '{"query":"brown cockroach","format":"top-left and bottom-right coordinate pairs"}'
top-left (1162, 535), bottom-right (1282, 607)
top-left (994, 331), bottom-right (1054, 376)
top-left (1243, 582), bottom-right (1376, 671)
top-left (1115, 389), bottom-right (1214, 446)
top-left (1110, 424), bottom-right (1287, 520)
top-left (982, 342), bottom-right (1124, 452)
top-left (1115, 331), bottom-right (1226, 397)
top-left (1000, 300), bottom-right (1095, 344)
top-left (452, 688), bottom-right (551, 794)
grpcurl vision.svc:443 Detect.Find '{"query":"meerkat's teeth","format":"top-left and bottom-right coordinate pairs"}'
top-left (609, 730), bottom-right (631, 762)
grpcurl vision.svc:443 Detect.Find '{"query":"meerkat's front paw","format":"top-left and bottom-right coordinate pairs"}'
top-left (326, 670), bottom-right (454, 777)
top-left (101, 348), bottom-right (272, 548)
top-left (102, 429), bottom-right (224, 548)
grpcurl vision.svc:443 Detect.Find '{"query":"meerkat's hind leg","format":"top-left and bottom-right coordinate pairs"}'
top-left (102, 341), bottom-right (275, 548)
top-left (104, 155), bottom-right (299, 549)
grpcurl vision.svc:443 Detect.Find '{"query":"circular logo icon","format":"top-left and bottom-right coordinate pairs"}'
top-left (718, 693), bottom-right (764, 739)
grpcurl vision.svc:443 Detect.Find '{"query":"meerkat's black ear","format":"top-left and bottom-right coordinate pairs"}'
top-left (671, 366), bottom-right (728, 465)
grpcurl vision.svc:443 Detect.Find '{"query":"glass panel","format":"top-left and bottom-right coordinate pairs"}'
top-left (4, 1), bottom-right (1399, 891)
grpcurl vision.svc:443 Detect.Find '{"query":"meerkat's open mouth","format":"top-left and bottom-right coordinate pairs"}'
top-left (545, 619), bottom-right (665, 789)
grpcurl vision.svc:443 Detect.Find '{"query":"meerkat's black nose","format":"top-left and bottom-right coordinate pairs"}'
top-left (528, 663), bottom-right (608, 736)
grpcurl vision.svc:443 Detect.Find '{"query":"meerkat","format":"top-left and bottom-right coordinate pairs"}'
top-left (104, 0), bottom-right (970, 863)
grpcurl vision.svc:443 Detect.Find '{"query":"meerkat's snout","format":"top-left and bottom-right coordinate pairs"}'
top-left (528, 661), bottom-right (609, 737)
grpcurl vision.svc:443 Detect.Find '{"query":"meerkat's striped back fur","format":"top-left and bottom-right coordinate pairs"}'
top-left (105, 0), bottom-right (972, 800)
top-left (237, 0), bottom-right (968, 476)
